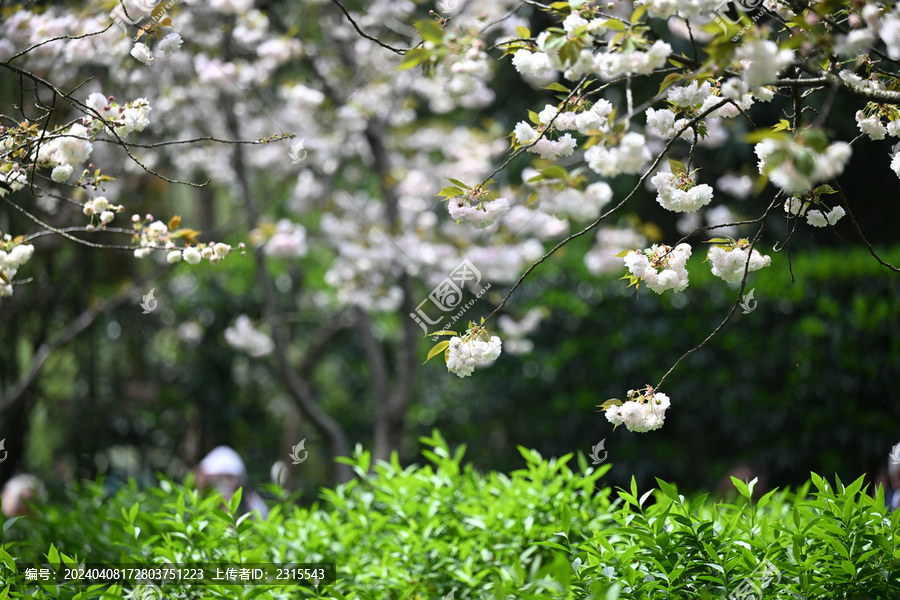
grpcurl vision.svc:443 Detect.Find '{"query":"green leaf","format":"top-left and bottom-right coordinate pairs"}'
top-left (560, 504), bottom-right (571, 534)
top-left (426, 329), bottom-right (458, 337)
top-left (841, 559), bottom-right (856, 577)
top-left (2, 516), bottom-right (21, 533)
top-left (631, 3), bottom-right (649, 23)
top-left (540, 165), bottom-right (568, 180)
top-left (543, 33), bottom-right (566, 51)
top-left (229, 487), bottom-right (243, 515)
top-left (46, 544), bottom-right (60, 570)
top-left (689, 492), bottom-right (709, 515)
top-left (597, 398), bottom-right (623, 411)
top-left (544, 82), bottom-right (570, 93)
top-left (424, 340), bottom-right (450, 364)
top-left (445, 178), bottom-right (468, 189)
top-left (437, 186), bottom-right (463, 198)
top-left (657, 72), bottom-right (684, 95)
top-left (730, 476), bottom-right (752, 500)
top-left (744, 129), bottom-right (791, 144)
top-left (772, 119), bottom-right (793, 132)
top-left (397, 48), bottom-right (429, 71)
top-left (415, 20), bottom-right (445, 44)
top-left (516, 25), bottom-right (531, 38)
top-left (655, 478), bottom-right (680, 502)
top-left (756, 487), bottom-right (778, 510)
top-left (668, 158), bottom-right (687, 176)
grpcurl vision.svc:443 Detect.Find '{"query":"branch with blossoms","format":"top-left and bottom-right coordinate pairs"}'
top-left (387, 0), bottom-right (900, 432)
top-left (0, 39), bottom-right (296, 297)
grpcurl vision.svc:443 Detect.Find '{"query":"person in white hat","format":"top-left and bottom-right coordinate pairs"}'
top-left (1, 474), bottom-right (45, 518)
top-left (889, 447), bottom-right (900, 512)
top-left (194, 446), bottom-right (268, 519)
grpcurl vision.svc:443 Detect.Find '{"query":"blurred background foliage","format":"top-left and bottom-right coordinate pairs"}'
top-left (0, 0), bottom-right (898, 511)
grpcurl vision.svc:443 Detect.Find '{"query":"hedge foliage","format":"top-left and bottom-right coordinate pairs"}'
top-left (2, 431), bottom-right (899, 598)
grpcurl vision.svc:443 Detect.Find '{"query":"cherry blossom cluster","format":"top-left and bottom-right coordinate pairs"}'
top-left (650, 168), bottom-right (714, 213)
top-left (784, 195), bottom-right (846, 229)
top-left (513, 121), bottom-right (577, 161)
top-left (131, 215), bottom-right (239, 265)
top-left (424, 36), bottom-right (496, 113)
top-left (585, 133), bottom-right (652, 178)
top-left (647, 81), bottom-right (751, 142)
top-left (602, 386), bottom-right (671, 433)
top-left (853, 104), bottom-right (900, 179)
top-left (513, 99), bottom-right (613, 158)
top-left (514, 32), bottom-right (671, 83)
top-left (83, 94), bottom-right (152, 140)
top-left (0, 235), bottom-right (35, 298)
top-left (584, 227), bottom-right (648, 275)
top-left (445, 324), bottom-right (502, 379)
top-left (225, 315), bottom-right (274, 357)
top-left (82, 196), bottom-right (125, 230)
top-left (445, 184), bottom-right (511, 230)
top-left (497, 308), bottom-right (542, 355)
top-left (0, 93), bottom-right (151, 194)
top-left (622, 243), bottom-right (692, 294)
top-left (131, 33), bottom-right (183, 66)
top-left (754, 131), bottom-right (852, 194)
top-left (707, 238), bottom-right (772, 285)
top-left (256, 219), bottom-right (308, 258)
top-left (509, 4), bottom-right (673, 82)
top-left (522, 167), bottom-right (612, 223)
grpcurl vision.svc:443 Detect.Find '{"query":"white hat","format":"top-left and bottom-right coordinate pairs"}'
top-left (1, 474), bottom-right (45, 517)
top-left (197, 446), bottom-right (247, 481)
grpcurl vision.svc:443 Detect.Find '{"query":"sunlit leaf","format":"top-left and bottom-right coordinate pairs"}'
top-left (424, 340), bottom-right (450, 364)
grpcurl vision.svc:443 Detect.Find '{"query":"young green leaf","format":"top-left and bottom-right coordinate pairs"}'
top-left (424, 340), bottom-right (450, 364)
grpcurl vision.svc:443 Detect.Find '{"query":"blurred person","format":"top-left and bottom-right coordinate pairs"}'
top-left (888, 446), bottom-right (900, 511)
top-left (270, 459), bottom-right (288, 487)
top-left (1, 474), bottom-right (45, 518)
top-left (194, 446), bottom-right (268, 519)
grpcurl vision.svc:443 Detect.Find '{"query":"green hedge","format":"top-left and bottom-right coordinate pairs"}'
top-left (2, 431), bottom-right (899, 598)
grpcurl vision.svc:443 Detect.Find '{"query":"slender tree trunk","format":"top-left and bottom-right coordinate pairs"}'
top-left (219, 21), bottom-right (352, 484)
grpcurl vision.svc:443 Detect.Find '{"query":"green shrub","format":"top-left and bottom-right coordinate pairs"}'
top-left (2, 431), bottom-right (898, 599)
